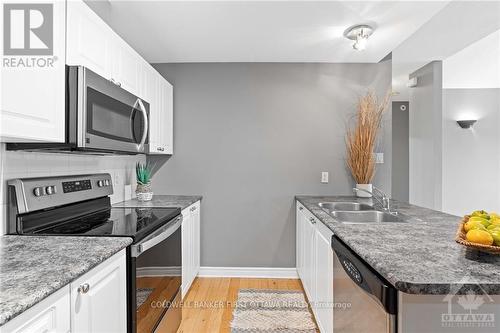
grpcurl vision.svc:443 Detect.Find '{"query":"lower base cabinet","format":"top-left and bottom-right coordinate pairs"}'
top-left (182, 200), bottom-right (201, 298)
top-left (71, 250), bottom-right (127, 333)
top-left (0, 287), bottom-right (70, 333)
top-left (1, 250), bottom-right (127, 333)
top-left (296, 201), bottom-right (333, 333)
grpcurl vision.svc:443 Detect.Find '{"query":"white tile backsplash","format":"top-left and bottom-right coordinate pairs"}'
top-left (0, 143), bottom-right (145, 235)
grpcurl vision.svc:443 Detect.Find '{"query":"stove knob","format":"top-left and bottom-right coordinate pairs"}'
top-left (104, 179), bottom-right (110, 186)
top-left (97, 180), bottom-right (104, 187)
top-left (33, 187), bottom-right (43, 197)
top-left (45, 186), bottom-right (54, 195)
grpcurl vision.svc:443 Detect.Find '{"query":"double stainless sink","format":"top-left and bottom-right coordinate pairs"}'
top-left (318, 202), bottom-right (406, 224)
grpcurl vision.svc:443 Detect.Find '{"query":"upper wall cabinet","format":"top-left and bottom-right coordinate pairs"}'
top-left (1, 0), bottom-right (66, 142)
top-left (67, 0), bottom-right (173, 155)
top-left (66, 0), bottom-right (142, 97)
top-left (2, 0), bottom-right (173, 150)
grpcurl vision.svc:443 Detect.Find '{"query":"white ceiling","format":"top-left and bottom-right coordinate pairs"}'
top-left (90, 0), bottom-right (449, 63)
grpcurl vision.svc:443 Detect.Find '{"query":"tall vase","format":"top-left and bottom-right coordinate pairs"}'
top-left (136, 182), bottom-right (153, 201)
top-left (355, 184), bottom-right (373, 198)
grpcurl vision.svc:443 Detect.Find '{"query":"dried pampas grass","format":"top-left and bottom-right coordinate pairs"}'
top-left (346, 91), bottom-right (391, 184)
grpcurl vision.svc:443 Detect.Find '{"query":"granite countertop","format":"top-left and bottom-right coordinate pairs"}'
top-left (296, 195), bottom-right (500, 295)
top-left (0, 235), bottom-right (132, 326)
top-left (113, 195), bottom-right (202, 211)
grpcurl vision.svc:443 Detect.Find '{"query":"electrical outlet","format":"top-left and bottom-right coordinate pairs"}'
top-left (375, 153), bottom-right (384, 164)
top-left (114, 173), bottom-right (121, 186)
top-left (321, 172), bottom-right (329, 183)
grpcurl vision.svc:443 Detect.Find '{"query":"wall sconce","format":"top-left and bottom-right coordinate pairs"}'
top-left (457, 120), bottom-right (477, 129)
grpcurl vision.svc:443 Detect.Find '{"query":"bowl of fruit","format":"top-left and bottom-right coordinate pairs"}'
top-left (456, 210), bottom-right (500, 254)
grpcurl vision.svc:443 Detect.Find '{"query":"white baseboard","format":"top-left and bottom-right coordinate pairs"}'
top-left (198, 266), bottom-right (298, 279)
top-left (137, 266), bottom-right (181, 277)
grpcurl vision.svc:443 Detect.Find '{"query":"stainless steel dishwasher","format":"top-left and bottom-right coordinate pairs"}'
top-left (332, 235), bottom-right (398, 333)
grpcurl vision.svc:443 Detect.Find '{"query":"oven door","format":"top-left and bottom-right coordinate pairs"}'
top-left (128, 215), bottom-right (182, 333)
top-left (75, 66), bottom-right (149, 154)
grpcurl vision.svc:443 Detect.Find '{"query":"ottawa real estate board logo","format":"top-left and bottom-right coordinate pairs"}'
top-left (3, 3), bottom-right (57, 68)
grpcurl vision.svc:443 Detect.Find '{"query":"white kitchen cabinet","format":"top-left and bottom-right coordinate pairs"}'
top-left (182, 201), bottom-right (201, 298)
top-left (296, 202), bottom-right (333, 333)
top-left (67, 0), bottom-right (142, 97)
top-left (315, 221), bottom-right (334, 333)
top-left (148, 73), bottom-right (173, 155)
top-left (0, 286), bottom-right (70, 333)
top-left (1, 0), bottom-right (66, 143)
top-left (70, 250), bottom-right (127, 333)
top-left (66, 0), bottom-right (112, 80)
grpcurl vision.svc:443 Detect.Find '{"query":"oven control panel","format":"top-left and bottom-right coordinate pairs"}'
top-left (62, 179), bottom-right (92, 193)
top-left (8, 173), bottom-right (113, 214)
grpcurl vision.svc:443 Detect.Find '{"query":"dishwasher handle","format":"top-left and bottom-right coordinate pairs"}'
top-left (331, 235), bottom-right (398, 315)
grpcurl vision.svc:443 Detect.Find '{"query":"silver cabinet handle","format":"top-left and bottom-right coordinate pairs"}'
top-left (309, 217), bottom-right (316, 224)
top-left (299, 207), bottom-right (303, 211)
top-left (78, 283), bottom-right (90, 294)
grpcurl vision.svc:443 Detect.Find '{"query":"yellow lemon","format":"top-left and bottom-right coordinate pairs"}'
top-left (466, 229), bottom-right (494, 246)
top-left (489, 230), bottom-right (500, 246)
top-left (487, 224), bottom-right (500, 231)
top-left (471, 210), bottom-right (490, 220)
top-left (490, 217), bottom-right (500, 225)
top-left (464, 220), bottom-right (487, 232)
top-left (490, 212), bottom-right (500, 219)
top-left (468, 216), bottom-right (490, 228)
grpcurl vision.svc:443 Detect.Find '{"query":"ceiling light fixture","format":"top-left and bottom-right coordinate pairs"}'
top-left (344, 24), bottom-right (374, 51)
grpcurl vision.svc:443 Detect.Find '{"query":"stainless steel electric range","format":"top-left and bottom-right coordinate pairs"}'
top-left (7, 173), bottom-right (182, 333)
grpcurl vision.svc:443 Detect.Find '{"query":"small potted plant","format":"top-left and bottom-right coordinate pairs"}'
top-left (136, 161), bottom-right (154, 201)
top-left (346, 91), bottom-right (390, 197)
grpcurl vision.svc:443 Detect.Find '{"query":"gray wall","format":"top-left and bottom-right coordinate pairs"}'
top-left (409, 61), bottom-right (443, 210)
top-left (152, 63), bottom-right (391, 268)
top-left (392, 101), bottom-right (409, 202)
top-left (442, 88), bottom-right (500, 216)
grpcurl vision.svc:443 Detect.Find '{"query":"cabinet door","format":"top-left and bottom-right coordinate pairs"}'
top-left (296, 204), bottom-right (305, 279)
top-left (1, 286), bottom-right (70, 333)
top-left (110, 38), bottom-right (140, 96)
top-left (71, 251), bottom-right (127, 333)
top-left (160, 79), bottom-right (174, 154)
top-left (1, 0), bottom-right (66, 142)
top-left (181, 207), bottom-right (192, 298)
top-left (191, 202), bottom-right (201, 276)
top-left (302, 213), bottom-right (316, 303)
top-left (315, 224), bottom-right (334, 333)
top-left (66, 0), bottom-right (112, 79)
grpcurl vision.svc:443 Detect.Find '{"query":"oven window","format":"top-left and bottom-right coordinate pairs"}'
top-left (86, 87), bottom-right (145, 144)
top-left (135, 225), bottom-right (181, 332)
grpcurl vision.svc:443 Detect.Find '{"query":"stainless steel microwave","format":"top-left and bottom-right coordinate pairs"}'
top-left (7, 66), bottom-right (149, 154)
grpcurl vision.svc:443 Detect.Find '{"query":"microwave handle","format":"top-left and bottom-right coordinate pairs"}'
top-left (134, 98), bottom-right (148, 150)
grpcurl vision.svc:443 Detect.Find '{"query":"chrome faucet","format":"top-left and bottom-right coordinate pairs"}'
top-left (353, 186), bottom-right (397, 215)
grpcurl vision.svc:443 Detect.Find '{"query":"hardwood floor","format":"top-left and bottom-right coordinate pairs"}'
top-left (163, 277), bottom-right (318, 333)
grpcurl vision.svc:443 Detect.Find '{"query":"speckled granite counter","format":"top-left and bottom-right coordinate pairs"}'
top-left (296, 196), bottom-right (500, 295)
top-left (113, 195), bottom-right (202, 211)
top-left (0, 235), bottom-right (132, 326)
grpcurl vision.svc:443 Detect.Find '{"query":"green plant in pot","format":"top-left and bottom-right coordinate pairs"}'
top-left (136, 162), bottom-right (154, 201)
